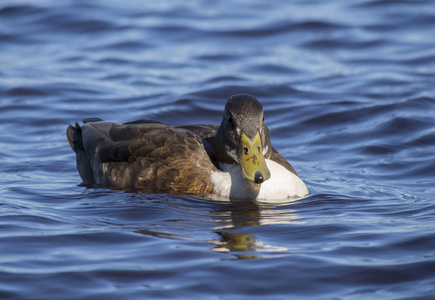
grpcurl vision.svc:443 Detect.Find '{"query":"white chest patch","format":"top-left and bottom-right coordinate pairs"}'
top-left (210, 159), bottom-right (308, 202)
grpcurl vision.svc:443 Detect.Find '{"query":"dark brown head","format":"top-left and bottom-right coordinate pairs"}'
top-left (214, 94), bottom-right (272, 184)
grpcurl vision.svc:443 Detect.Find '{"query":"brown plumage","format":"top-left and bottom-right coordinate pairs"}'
top-left (67, 94), bottom-right (300, 197)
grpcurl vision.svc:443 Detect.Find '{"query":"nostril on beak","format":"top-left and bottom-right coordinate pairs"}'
top-left (254, 171), bottom-right (264, 184)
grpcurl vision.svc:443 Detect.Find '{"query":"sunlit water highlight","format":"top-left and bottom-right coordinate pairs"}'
top-left (1, 0), bottom-right (435, 299)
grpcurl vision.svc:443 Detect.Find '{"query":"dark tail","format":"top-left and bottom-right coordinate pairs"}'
top-left (66, 122), bottom-right (84, 153)
top-left (66, 122), bottom-right (94, 184)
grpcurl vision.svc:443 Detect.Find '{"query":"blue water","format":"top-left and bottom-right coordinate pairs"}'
top-left (1, 0), bottom-right (435, 299)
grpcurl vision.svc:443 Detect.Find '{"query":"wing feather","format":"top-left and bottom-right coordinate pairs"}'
top-left (72, 120), bottom-right (217, 193)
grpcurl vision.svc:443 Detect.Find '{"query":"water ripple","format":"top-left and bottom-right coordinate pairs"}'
top-left (1, 0), bottom-right (435, 299)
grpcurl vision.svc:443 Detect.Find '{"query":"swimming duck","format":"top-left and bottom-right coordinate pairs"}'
top-left (67, 94), bottom-right (308, 200)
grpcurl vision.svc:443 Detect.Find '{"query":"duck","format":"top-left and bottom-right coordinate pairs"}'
top-left (66, 94), bottom-right (308, 201)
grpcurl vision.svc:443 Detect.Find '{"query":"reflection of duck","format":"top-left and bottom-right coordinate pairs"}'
top-left (210, 201), bottom-right (301, 258)
top-left (67, 94), bottom-right (308, 201)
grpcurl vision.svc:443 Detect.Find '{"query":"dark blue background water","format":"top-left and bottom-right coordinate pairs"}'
top-left (1, 0), bottom-right (435, 299)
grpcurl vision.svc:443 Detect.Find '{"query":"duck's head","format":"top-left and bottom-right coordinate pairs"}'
top-left (214, 94), bottom-right (272, 184)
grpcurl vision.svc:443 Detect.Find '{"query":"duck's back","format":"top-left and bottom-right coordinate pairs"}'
top-left (67, 119), bottom-right (218, 194)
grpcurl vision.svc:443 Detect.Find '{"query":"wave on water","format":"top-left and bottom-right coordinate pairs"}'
top-left (1, 0), bottom-right (435, 299)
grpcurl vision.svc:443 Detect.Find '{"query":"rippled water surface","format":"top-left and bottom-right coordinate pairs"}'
top-left (1, 0), bottom-right (435, 299)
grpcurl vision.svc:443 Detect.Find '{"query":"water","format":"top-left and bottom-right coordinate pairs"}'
top-left (1, 0), bottom-right (435, 298)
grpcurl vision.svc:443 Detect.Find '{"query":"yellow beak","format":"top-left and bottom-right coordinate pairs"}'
top-left (238, 132), bottom-right (271, 184)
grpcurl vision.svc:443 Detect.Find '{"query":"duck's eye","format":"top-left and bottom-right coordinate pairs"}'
top-left (262, 116), bottom-right (265, 122)
top-left (226, 114), bottom-right (233, 124)
top-left (243, 147), bottom-right (249, 155)
top-left (257, 146), bottom-right (261, 153)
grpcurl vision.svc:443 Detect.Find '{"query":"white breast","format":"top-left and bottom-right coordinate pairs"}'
top-left (210, 159), bottom-right (309, 202)
top-left (257, 159), bottom-right (309, 201)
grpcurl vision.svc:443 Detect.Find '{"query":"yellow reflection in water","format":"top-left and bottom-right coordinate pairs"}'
top-left (208, 200), bottom-right (304, 258)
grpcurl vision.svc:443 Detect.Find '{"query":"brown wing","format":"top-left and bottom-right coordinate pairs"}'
top-left (175, 124), bottom-right (219, 139)
top-left (68, 120), bottom-right (219, 194)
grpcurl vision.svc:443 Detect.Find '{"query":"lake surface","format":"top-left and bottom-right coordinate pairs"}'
top-left (1, 0), bottom-right (435, 299)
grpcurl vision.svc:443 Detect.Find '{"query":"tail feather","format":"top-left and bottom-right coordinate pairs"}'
top-left (66, 122), bottom-right (84, 153)
top-left (66, 122), bottom-right (94, 184)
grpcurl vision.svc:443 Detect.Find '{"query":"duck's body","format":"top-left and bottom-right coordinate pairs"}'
top-left (67, 95), bottom-right (308, 201)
